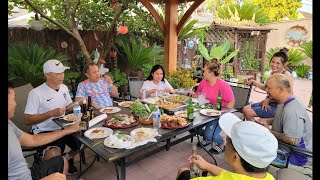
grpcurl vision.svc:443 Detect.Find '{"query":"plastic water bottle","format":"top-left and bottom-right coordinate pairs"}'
top-left (73, 102), bottom-right (82, 122)
top-left (152, 106), bottom-right (161, 129)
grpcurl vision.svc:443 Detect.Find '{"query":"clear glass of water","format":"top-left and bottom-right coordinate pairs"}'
top-left (198, 92), bottom-right (207, 106)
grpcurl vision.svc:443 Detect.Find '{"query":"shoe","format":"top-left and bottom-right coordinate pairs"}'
top-left (197, 140), bottom-right (212, 147)
top-left (67, 158), bottom-right (78, 175)
top-left (209, 145), bottom-right (225, 154)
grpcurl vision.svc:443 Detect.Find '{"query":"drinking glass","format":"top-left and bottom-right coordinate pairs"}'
top-left (198, 92), bottom-right (207, 106)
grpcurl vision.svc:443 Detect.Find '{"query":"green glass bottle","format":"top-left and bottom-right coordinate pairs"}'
top-left (187, 98), bottom-right (194, 121)
top-left (216, 90), bottom-right (222, 111)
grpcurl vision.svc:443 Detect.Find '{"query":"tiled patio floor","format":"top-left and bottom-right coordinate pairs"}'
top-left (63, 78), bottom-right (312, 180)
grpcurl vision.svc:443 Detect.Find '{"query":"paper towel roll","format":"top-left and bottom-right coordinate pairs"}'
top-left (89, 114), bottom-right (108, 128)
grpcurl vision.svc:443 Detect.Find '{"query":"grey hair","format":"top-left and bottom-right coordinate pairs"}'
top-left (268, 74), bottom-right (291, 92)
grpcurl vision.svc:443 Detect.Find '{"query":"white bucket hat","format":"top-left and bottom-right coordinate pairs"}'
top-left (219, 113), bottom-right (278, 168)
top-left (43, 59), bottom-right (70, 73)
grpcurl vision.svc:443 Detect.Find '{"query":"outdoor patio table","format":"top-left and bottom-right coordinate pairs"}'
top-left (53, 105), bottom-right (235, 180)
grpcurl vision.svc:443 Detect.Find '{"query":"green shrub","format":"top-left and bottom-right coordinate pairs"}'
top-left (108, 68), bottom-right (127, 88)
top-left (294, 64), bottom-right (311, 77)
top-left (9, 42), bottom-right (78, 87)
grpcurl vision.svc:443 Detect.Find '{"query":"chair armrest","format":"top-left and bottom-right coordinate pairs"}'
top-left (278, 141), bottom-right (312, 157)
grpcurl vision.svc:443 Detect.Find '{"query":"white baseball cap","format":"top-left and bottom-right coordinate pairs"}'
top-left (219, 113), bottom-right (278, 168)
top-left (43, 59), bottom-right (70, 73)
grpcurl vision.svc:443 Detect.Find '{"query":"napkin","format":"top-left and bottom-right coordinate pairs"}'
top-left (89, 114), bottom-right (108, 128)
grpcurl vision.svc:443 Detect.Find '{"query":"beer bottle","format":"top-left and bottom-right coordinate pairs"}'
top-left (216, 90), bottom-right (222, 111)
top-left (190, 144), bottom-right (200, 178)
top-left (187, 98), bottom-right (194, 121)
top-left (88, 96), bottom-right (93, 119)
top-left (81, 99), bottom-right (89, 131)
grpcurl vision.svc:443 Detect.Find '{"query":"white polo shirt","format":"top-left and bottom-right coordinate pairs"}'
top-left (24, 83), bottom-right (72, 134)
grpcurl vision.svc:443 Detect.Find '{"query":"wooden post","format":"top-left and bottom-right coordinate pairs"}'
top-left (233, 31), bottom-right (240, 77)
top-left (164, 0), bottom-right (178, 74)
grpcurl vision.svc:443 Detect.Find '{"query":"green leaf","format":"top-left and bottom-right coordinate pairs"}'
top-left (198, 43), bottom-right (211, 61)
top-left (212, 47), bottom-right (223, 60)
top-left (220, 50), bottom-right (239, 64)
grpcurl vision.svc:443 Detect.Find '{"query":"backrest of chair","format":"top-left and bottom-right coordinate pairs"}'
top-left (128, 77), bottom-right (144, 98)
top-left (227, 81), bottom-right (252, 110)
top-left (12, 83), bottom-right (34, 133)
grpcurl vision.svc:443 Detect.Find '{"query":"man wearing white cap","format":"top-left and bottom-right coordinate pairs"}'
top-left (24, 59), bottom-right (79, 175)
top-left (176, 113), bottom-right (277, 180)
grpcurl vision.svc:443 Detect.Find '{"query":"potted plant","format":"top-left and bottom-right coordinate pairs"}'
top-left (116, 35), bottom-right (163, 79)
top-left (167, 68), bottom-right (198, 91)
top-left (197, 40), bottom-right (239, 64)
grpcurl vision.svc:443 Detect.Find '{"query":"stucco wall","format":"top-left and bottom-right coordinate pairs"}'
top-left (265, 18), bottom-right (313, 67)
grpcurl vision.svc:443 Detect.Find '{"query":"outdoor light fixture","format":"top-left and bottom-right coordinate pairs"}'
top-left (31, 13), bottom-right (44, 31)
top-left (117, 21), bottom-right (128, 34)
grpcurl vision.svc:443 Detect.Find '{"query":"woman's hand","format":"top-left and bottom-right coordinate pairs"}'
top-left (261, 98), bottom-right (271, 110)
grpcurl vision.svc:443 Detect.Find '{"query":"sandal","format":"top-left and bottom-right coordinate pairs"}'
top-left (209, 145), bottom-right (225, 154)
top-left (197, 140), bottom-right (212, 147)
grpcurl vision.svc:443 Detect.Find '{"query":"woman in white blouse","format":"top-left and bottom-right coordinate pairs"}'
top-left (138, 64), bottom-right (175, 98)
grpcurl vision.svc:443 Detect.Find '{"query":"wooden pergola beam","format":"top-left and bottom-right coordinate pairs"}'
top-left (139, 0), bottom-right (165, 34)
top-left (148, 0), bottom-right (195, 3)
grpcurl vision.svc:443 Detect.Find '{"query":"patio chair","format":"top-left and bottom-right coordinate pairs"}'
top-left (128, 77), bottom-right (144, 99)
top-left (270, 140), bottom-right (313, 178)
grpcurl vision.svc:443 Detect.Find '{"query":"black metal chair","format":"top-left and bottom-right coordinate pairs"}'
top-left (128, 77), bottom-right (144, 99)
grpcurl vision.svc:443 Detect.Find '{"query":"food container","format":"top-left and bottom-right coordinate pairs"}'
top-left (139, 115), bottom-right (153, 125)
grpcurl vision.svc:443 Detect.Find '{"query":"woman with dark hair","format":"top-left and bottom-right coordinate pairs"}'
top-left (242, 47), bottom-right (293, 120)
top-left (191, 59), bottom-right (235, 154)
top-left (138, 64), bottom-right (175, 98)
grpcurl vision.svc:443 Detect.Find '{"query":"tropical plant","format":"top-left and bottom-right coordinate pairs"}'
top-left (8, 42), bottom-right (78, 87)
top-left (215, 2), bottom-right (269, 26)
top-left (108, 68), bottom-right (128, 88)
top-left (240, 39), bottom-right (261, 71)
top-left (198, 40), bottom-right (239, 65)
top-left (167, 68), bottom-right (197, 90)
top-left (294, 64), bottom-right (311, 77)
top-left (116, 35), bottom-right (164, 72)
top-left (299, 41), bottom-right (312, 59)
top-left (252, 0), bottom-right (302, 21)
top-left (266, 47), bottom-right (307, 66)
top-left (177, 12), bottom-right (208, 41)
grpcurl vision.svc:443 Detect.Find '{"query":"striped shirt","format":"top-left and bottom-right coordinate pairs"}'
top-left (76, 79), bottom-right (113, 108)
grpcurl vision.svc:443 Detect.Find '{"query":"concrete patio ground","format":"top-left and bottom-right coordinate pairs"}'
top-left (66, 78), bottom-right (312, 180)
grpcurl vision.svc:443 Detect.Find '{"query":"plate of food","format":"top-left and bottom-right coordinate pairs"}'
top-left (102, 114), bottom-right (140, 129)
top-left (118, 101), bottom-right (134, 108)
top-left (61, 113), bottom-right (76, 121)
top-left (167, 95), bottom-right (189, 103)
top-left (130, 128), bottom-right (158, 141)
top-left (156, 99), bottom-right (186, 111)
top-left (100, 107), bottom-right (121, 114)
top-left (84, 127), bottom-right (113, 139)
top-left (104, 134), bottom-right (135, 149)
top-left (199, 109), bottom-right (221, 117)
top-left (174, 111), bottom-right (187, 118)
top-left (160, 114), bottom-right (190, 129)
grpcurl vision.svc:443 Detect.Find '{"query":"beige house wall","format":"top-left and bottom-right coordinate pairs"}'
top-left (265, 18), bottom-right (312, 68)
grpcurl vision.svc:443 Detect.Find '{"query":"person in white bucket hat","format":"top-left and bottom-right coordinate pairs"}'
top-left (176, 113), bottom-right (278, 180)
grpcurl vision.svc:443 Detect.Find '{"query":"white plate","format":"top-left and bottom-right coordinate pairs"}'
top-left (100, 107), bottom-right (121, 114)
top-left (199, 109), bottom-right (221, 117)
top-left (118, 101), bottom-right (134, 108)
top-left (174, 111), bottom-right (187, 118)
top-left (62, 113), bottom-right (76, 121)
top-left (130, 128), bottom-right (158, 140)
top-left (84, 127), bottom-right (113, 139)
top-left (104, 134), bottom-right (135, 149)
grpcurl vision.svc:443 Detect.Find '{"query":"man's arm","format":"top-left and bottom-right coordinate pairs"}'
top-left (24, 108), bottom-right (65, 125)
top-left (270, 130), bottom-right (301, 146)
top-left (19, 122), bottom-right (83, 148)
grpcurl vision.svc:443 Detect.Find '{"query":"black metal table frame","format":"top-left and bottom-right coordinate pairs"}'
top-left (54, 107), bottom-right (234, 180)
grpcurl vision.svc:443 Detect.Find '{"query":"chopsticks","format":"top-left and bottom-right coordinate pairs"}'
top-left (63, 122), bottom-right (76, 127)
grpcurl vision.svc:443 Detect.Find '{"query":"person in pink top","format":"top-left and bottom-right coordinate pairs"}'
top-left (191, 60), bottom-right (235, 154)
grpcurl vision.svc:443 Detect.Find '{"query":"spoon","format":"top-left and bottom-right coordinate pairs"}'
top-left (144, 104), bottom-right (151, 112)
